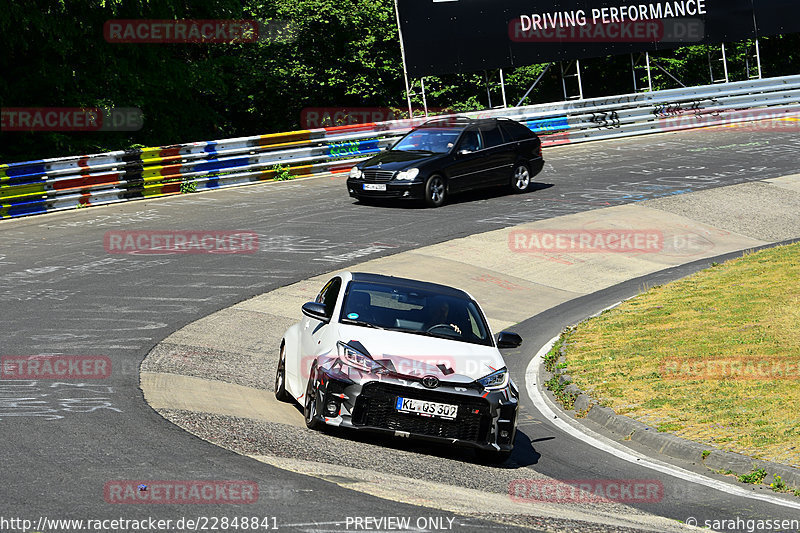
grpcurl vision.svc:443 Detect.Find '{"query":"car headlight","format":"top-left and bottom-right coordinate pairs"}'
top-left (394, 168), bottom-right (419, 181)
top-left (337, 341), bottom-right (383, 373)
top-left (349, 167), bottom-right (363, 179)
top-left (477, 368), bottom-right (509, 390)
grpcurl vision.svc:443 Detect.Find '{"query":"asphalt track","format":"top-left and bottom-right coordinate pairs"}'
top-left (1, 125), bottom-right (799, 532)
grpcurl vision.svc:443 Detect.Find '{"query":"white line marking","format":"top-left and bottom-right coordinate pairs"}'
top-left (525, 336), bottom-right (800, 510)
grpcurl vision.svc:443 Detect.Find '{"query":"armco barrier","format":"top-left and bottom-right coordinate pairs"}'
top-left (2, 75), bottom-right (799, 219)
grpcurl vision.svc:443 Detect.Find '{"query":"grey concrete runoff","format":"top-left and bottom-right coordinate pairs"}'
top-left (141, 172), bottom-right (800, 519)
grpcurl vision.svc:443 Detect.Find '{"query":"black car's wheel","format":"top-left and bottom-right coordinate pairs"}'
top-left (475, 448), bottom-right (512, 464)
top-left (510, 162), bottom-right (531, 193)
top-left (424, 175), bottom-right (447, 207)
top-left (303, 366), bottom-right (324, 430)
top-left (274, 344), bottom-right (291, 402)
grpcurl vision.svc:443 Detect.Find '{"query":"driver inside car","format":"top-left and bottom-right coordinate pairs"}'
top-left (424, 299), bottom-right (462, 335)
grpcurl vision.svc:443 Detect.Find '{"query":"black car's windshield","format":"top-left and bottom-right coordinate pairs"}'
top-left (392, 128), bottom-right (461, 154)
top-left (339, 281), bottom-right (492, 346)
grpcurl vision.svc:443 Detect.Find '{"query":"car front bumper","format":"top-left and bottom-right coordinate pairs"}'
top-left (346, 178), bottom-right (425, 200)
top-left (310, 363), bottom-right (519, 452)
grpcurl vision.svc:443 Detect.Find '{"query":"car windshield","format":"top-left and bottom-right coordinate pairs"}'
top-left (340, 281), bottom-right (492, 346)
top-left (391, 128), bottom-right (461, 154)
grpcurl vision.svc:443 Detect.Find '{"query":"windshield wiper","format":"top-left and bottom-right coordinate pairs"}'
top-left (341, 319), bottom-right (384, 330)
top-left (394, 149), bottom-right (435, 154)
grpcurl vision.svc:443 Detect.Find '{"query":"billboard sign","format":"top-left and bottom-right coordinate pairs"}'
top-left (396, 0), bottom-right (800, 77)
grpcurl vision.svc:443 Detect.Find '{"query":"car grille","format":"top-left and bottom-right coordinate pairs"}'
top-left (362, 170), bottom-right (396, 182)
top-left (352, 382), bottom-right (491, 443)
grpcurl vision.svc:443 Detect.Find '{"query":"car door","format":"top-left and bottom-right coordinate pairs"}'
top-left (477, 121), bottom-right (515, 187)
top-left (446, 127), bottom-right (494, 193)
top-left (292, 276), bottom-right (342, 391)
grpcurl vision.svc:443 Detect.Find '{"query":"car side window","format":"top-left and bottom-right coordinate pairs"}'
top-left (457, 129), bottom-right (482, 152)
top-left (479, 123), bottom-right (505, 148)
top-left (499, 121), bottom-right (532, 142)
top-left (315, 277), bottom-right (342, 317)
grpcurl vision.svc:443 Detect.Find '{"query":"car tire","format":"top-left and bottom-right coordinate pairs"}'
top-left (475, 448), bottom-right (512, 464)
top-left (303, 365), bottom-right (324, 430)
top-left (274, 344), bottom-right (291, 402)
top-left (424, 175), bottom-right (447, 208)
top-left (510, 162), bottom-right (531, 193)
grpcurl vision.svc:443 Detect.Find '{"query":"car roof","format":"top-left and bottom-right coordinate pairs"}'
top-left (417, 116), bottom-right (514, 130)
top-left (349, 272), bottom-right (470, 299)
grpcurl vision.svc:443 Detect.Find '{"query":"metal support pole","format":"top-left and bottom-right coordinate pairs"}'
top-left (707, 46), bottom-right (715, 83)
top-left (393, 0), bottom-right (413, 116)
top-left (484, 71), bottom-right (493, 108)
top-left (631, 54), bottom-right (638, 92)
top-left (421, 77), bottom-right (429, 117)
top-left (499, 69), bottom-right (508, 108)
top-left (575, 59), bottom-right (584, 99)
top-left (645, 52), bottom-right (653, 92)
top-left (560, 62), bottom-right (568, 101)
top-left (721, 43), bottom-right (729, 83)
top-left (516, 63), bottom-right (552, 107)
top-left (755, 38), bottom-right (763, 79)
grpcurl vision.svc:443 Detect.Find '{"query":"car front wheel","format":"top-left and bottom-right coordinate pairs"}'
top-left (274, 344), bottom-right (291, 402)
top-left (424, 175), bottom-right (447, 207)
top-left (303, 366), bottom-right (324, 430)
top-left (510, 162), bottom-right (531, 193)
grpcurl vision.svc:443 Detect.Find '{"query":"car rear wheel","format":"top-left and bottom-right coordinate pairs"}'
top-left (274, 344), bottom-right (291, 402)
top-left (424, 175), bottom-right (447, 207)
top-left (510, 162), bottom-right (531, 193)
top-left (303, 366), bottom-right (324, 430)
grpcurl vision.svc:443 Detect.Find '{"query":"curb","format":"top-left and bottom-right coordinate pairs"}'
top-left (542, 317), bottom-right (800, 493)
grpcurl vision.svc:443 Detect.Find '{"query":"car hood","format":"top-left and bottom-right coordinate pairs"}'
top-left (360, 150), bottom-right (438, 172)
top-left (335, 324), bottom-right (504, 383)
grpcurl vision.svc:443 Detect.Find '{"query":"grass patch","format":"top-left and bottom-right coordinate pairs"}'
top-left (738, 468), bottom-right (767, 484)
top-left (558, 242), bottom-right (800, 466)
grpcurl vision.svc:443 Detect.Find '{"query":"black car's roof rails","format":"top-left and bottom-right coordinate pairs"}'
top-left (419, 115), bottom-right (499, 128)
top-left (420, 116), bottom-right (474, 127)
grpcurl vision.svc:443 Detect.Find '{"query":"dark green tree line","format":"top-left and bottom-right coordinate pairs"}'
top-left (1, 0), bottom-right (797, 162)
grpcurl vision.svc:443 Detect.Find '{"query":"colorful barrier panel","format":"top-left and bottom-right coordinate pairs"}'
top-left (2, 75), bottom-right (799, 219)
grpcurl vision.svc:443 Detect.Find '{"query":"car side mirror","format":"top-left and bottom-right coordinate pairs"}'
top-left (302, 302), bottom-right (330, 323)
top-left (497, 331), bottom-right (523, 349)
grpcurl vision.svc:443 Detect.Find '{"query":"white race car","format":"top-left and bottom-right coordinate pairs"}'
top-left (275, 272), bottom-right (523, 462)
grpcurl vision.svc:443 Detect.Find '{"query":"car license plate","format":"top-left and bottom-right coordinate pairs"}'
top-left (363, 183), bottom-right (386, 191)
top-left (395, 397), bottom-right (458, 420)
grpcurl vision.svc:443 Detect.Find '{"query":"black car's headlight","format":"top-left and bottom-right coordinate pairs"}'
top-left (337, 341), bottom-right (383, 373)
top-left (349, 167), bottom-right (363, 179)
top-left (394, 168), bottom-right (419, 181)
top-left (477, 368), bottom-right (509, 390)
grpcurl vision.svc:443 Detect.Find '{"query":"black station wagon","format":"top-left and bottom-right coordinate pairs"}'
top-left (346, 117), bottom-right (544, 207)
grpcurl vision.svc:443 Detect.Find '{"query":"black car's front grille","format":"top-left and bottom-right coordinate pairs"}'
top-left (362, 170), bottom-right (396, 182)
top-left (352, 382), bottom-right (491, 443)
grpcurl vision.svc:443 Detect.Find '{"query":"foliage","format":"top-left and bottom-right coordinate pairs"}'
top-left (1, 1), bottom-right (798, 162)
top-left (738, 468), bottom-right (767, 485)
top-left (271, 163), bottom-right (293, 181)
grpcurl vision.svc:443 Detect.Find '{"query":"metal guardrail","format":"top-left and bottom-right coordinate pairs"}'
top-left (2, 75), bottom-right (799, 219)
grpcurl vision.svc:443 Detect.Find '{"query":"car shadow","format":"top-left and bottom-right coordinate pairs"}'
top-left (353, 182), bottom-right (554, 210)
top-left (306, 419), bottom-right (541, 469)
